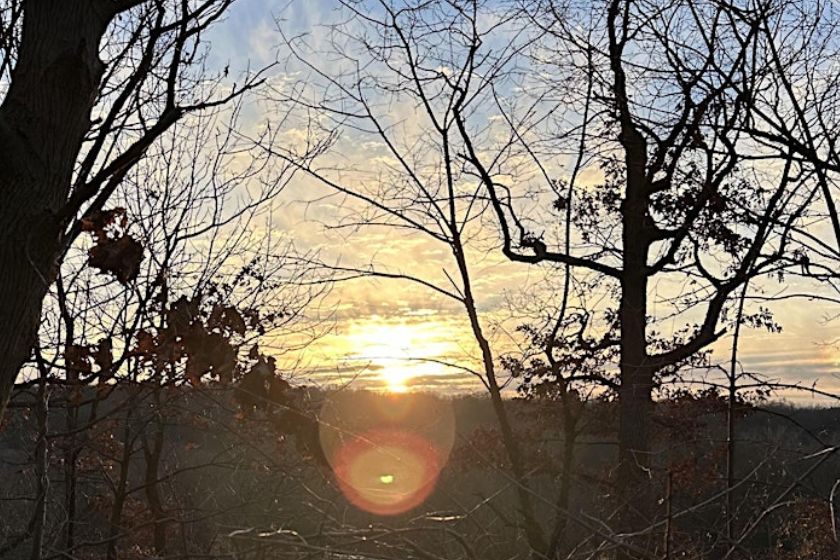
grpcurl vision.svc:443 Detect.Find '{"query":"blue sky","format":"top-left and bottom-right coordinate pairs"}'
top-left (196, 0), bottom-right (840, 402)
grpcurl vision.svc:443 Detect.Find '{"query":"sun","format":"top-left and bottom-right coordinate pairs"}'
top-left (384, 372), bottom-right (410, 393)
top-left (343, 320), bottom-right (457, 392)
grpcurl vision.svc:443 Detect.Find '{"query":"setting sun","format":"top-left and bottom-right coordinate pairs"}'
top-left (341, 320), bottom-right (461, 392)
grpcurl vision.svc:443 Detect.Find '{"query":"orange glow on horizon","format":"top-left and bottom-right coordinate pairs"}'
top-left (338, 321), bottom-right (461, 392)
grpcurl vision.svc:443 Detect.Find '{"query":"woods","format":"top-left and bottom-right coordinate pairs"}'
top-left (1, 0), bottom-right (840, 559)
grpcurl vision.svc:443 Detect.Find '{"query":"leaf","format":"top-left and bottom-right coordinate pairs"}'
top-left (80, 208), bottom-right (127, 242)
top-left (208, 304), bottom-right (247, 336)
top-left (82, 208), bottom-right (143, 284)
top-left (65, 344), bottom-right (93, 381)
top-left (167, 296), bottom-right (200, 335)
top-left (92, 339), bottom-right (113, 378)
top-left (134, 330), bottom-right (156, 355)
top-left (88, 234), bottom-right (143, 284)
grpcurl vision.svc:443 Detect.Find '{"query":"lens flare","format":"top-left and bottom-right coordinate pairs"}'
top-left (319, 392), bottom-right (455, 516)
top-left (332, 428), bottom-right (442, 515)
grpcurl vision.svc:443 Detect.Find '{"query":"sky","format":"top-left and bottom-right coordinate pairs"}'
top-left (203, 0), bottom-right (840, 403)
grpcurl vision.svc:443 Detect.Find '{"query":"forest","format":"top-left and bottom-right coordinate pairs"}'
top-left (1, 0), bottom-right (840, 559)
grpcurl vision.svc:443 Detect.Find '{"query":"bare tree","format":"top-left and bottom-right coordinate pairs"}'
top-left (0, 98), bottom-right (326, 558)
top-left (447, 1), bottom-right (840, 552)
top-left (255, 2), bottom-right (649, 556)
top-left (0, 0), bottom-right (264, 418)
top-left (262, 1), bottom-right (840, 557)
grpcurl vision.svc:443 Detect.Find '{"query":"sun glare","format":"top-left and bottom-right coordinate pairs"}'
top-left (385, 374), bottom-right (409, 393)
top-left (318, 393), bottom-right (456, 516)
top-left (343, 321), bottom-right (459, 392)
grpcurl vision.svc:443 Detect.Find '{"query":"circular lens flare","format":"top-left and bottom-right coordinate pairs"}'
top-left (333, 428), bottom-right (442, 516)
top-left (319, 392), bottom-right (455, 516)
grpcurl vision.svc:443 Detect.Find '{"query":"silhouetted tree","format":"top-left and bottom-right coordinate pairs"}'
top-left (0, 0), bottom-right (262, 418)
top-left (456, 1), bottom-right (840, 553)
top-left (269, 0), bottom-right (840, 557)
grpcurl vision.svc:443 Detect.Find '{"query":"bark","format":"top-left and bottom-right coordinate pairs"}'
top-left (614, 178), bottom-right (657, 556)
top-left (63, 404), bottom-right (79, 555)
top-left (453, 236), bottom-right (548, 557)
top-left (0, 1), bottom-right (112, 417)
top-left (615, 114), bottom-right (656, 560)
top-left (548, 398), bottom-right (579, 558)
top-left (30, 369), bottom-right (49, 560)
top-left (726, 284), bottom-right (747, 544)
top-left (143, 391), bottom-right (167, 556)
top-left (106, 408), bottom-right (133, 560)
top-left (608, 0), bottom-right (657, 550)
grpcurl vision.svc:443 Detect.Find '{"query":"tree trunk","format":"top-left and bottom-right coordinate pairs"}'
top-left (0, 1), bottom-right (111, 418)
top-left (30, 369), bottom-right (49, 560)
top-left (548, 397), bottom-right (579, 558)
top-left (453, 237), bottom-right (548, 557)
top-left (726, 284), bottom-right (747, 545)
top-left (615, 226), bottom-right (656, 557)
top-left (63, 389), bottom-right (80, 554)
top-left (106, 409), bottom-right (133, 560)
top-left (144, 390), bottom-right (167, 556)
top-left (616, 101), bottom-right (655, 556)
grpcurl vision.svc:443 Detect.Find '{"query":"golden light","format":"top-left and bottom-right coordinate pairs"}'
top-left (319, 392), bottom-right (455, 516)
top-left (383, 370), bottom-right (410, 393)
top-left (341, 321), bottom-right (459, 392)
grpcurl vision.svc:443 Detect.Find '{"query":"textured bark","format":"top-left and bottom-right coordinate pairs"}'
top-left (0, 1), bottom-right (112, 417)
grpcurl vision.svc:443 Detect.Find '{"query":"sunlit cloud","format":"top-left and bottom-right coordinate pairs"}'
top-left (212, 0), bottom-right (840, 404)
top-left (314, 318), bottom-right (474, 393)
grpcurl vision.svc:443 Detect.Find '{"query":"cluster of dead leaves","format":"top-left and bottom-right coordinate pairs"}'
top-left (131, 295), bottom-right (263, 386)
top-left (64, 339), bottom-right (114, 382)
top-left (80, 208), bottom-right (143, 284)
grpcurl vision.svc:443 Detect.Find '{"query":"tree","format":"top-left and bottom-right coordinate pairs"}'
top-left (456, 0), bottom-right (840, 551)
top-left (267, 0), bottom-right (840, 555)
top-left (259, 1), bottom-right (647, 555)
top-left (0, 101), bottom-right (325, 558)
top-left (0, 0), bottom-right (261, 418)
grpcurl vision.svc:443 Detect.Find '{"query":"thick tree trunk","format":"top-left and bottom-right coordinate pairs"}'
top-left (616, 263), bottom-right (655, 556)
top-left (0, 1), bottom-right (111, 417)
top-left (616, 105), bottom-right (656, 556)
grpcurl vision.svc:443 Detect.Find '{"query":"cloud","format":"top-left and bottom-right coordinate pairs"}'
top-left (204, 1), bottom-right (840, 404)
